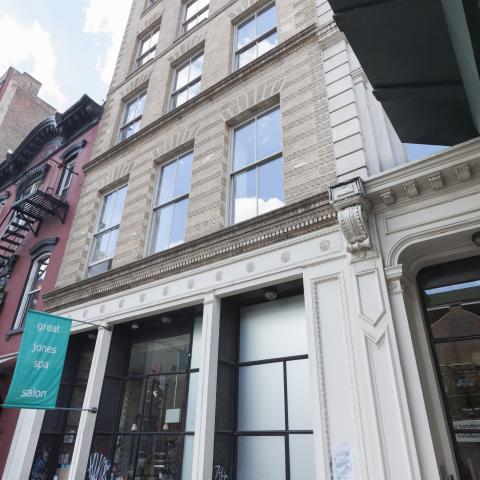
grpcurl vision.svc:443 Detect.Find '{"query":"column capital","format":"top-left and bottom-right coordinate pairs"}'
top-left (329, 177), bottom-right (371, 256)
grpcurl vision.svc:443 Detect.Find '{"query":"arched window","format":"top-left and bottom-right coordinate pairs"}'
top-left (14, 253), bottom-right (50, 329)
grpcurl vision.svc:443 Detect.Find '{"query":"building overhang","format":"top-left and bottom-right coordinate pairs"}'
top-left (329, 0), bottom-right (480, 146)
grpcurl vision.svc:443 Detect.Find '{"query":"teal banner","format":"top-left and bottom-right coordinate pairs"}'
top-left (4, 310), bottom-right (71, 409)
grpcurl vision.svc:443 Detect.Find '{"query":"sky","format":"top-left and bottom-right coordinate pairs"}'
top-left (0, 0), bottom-right (446, 161)
top-left (0, 0), bottom-right (132, 111)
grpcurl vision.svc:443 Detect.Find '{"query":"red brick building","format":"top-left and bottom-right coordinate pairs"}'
top-left (0, 94), bottom-right (102, 476)
top-left (0, 68), bottom-right (56, 161)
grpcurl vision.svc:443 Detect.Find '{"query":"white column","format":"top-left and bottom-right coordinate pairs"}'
top-left (3, 408), bottom-right (45, 479)
top-left (68, 326), bottom-right (112, 480)
top-left (191, 293), bottom-right (221, 480)
top-left (384, 265), bottom-right (451, 479)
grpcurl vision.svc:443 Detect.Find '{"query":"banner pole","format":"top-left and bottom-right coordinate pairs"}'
top-left (0, 405), bottom-right (97, 413)
top-left (69, 318), bottom-right (112, 331)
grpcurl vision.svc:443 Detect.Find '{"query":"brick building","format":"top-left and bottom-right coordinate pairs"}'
top-left (0, 68), bottom-right (56, 161)
top-left (0, 95), bottom-right (102, 477)
top-left (0, 1), bottom-right (431, 479)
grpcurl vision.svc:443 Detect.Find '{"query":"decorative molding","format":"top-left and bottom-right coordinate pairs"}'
top-left (455, 163), bottom-right (472, 183)
top-left (379, 188), bottom-right (395, 205)
top-left (44, 193), bottom-right (337, 311)
top-left (330, 178), bottom-right (371, 255)
top-left (402, 181), bottom-right (419, 198)
top-left (355, 268), bottom-right (385, 327)
top-left (428, 172), bottom-right (444, 191)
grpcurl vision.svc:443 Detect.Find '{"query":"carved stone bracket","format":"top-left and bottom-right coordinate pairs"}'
top-left (329, 178), bottom-right (371, 255)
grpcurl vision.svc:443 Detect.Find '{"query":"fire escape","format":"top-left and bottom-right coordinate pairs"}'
top-left (0, 160), bottom-right (70, 307)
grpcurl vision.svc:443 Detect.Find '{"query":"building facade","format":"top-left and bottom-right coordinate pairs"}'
top-left (0, 95), bottom-right (102, 477)
top-left (5, 0), bottom-right (461, 479)
top-left (0, 68), bottom-right (56, 161)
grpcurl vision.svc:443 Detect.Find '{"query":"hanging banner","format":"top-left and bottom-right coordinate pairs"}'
top-left (4, 310), bottom-right (71, 409)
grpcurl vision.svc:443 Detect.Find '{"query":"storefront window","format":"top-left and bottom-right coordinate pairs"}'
top-left (89, 311), bottom-right (202, 480)
top-left (213, 290), bottom-right (315, 479)
top-left (419, 256), bottom-right (480, 479)
top-left (30, 334), bottom-right (94, 480)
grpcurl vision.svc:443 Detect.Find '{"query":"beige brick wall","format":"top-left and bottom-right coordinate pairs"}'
top-left (55, 0), bottom-right (335, 288)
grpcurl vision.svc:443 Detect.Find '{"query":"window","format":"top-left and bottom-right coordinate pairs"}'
top-left (15, 253), bottom-right (50, 329)
top-left (89, 313), bottom-right (202, 479)
top-left (57, 157), bottom-right (76, 201)
top-left (87, 185), bottom-right (127, 278)
top-left (182, 0), bottom-right (209, 33)
top-left (230, 106), bottom-right (284, 224)
top-left (149, 152), bottom-right (193, 253)
top-left (213, 293), bottom-right (316, 479)
top-left (135, 28), bottom-right (160, 70)
top-left (118, 92), bottom-right (146, 142)
top-left (235, 3), bottom-right (278, 69)
top-left (170, 52), bottom-right (203, 110)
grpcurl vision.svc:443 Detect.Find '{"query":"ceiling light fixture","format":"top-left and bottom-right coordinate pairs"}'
top-left (263, 287), bottom-right (278, 301)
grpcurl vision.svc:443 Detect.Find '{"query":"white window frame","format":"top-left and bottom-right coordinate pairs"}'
top-left (14, 253), bottom-right (50, 330)
top-left (170, 52), bottom-right (203, 111)
top-left (57, 157), bottom-right (76, 201)
top-left (148, 151), bottom-right (193, 254)
top-left (87, 185), bottom-right (127, 278)
top-left (134, 27), bottom-right (160, 70)
top-left (182, 0), bottom-right (209, 33)
top-left (234, 2), bottom-right (277, 70)
top-left (118, 91), bottom-right (147, 143)
top-left (229, 105), bottom-right (284, 225)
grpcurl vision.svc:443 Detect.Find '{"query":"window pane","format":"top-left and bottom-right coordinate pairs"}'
top-left (175, 63), bottom-right (190, 91)
top-left (190, 316), bottom-right (203, 369)
top-left (135, 435), bottom-right (182, 478)
top-left (173, 88), bottom-right (189, 109)
top-left (233, 168), bottom-right (257, 224)
top-left (287, 359), bottom-right (312, 430)
top-left (141, 374), bottom-right (188, 433)
top-left (233, 120), bottom-right (255, 171)
top-left (188, 80), bottom-right (201, 100)
top-left (87, 260), bottom-right (111, 278)
top-left (31, 255), bottom-right (49, 292)
top-left (289, 435), bottom-right (315, 480)
top-left (128, 334), bottom-right (191, 376)
top-left (113, 435), bottom-right (138, 477)
top-left (258, 157), bottom-right (284, 215)
top-left (91, 230), bottom-right (113, 263)
top-left (185, 17), bottom-right (198, 32)
top-left (135, 93), bottom-right (146, 118)
top-left (256, 107), bottom-right (282, 160)
top-left (124, 100), bottom-right (137, 124)
top-left (238, 363), bottom-right (285, 431)
top-left (99, 191), bottom-right (116, 229)
top-left (185, 372), bottom-right (198, 431)
top-left (258, 31), bottom-right (278, 57)
top-left (174, 153), bottom-right (193, 197)
top-left (158, 161), bottom-right (177, 205)
top-left (65, 386), bottom-right (86, 431)
top-left (170, 198), bottom-right (189, 247)
top-left (150, 204), bottom-right (173, 253)
top-left (140, 37), bottom-right (151, 56)
top-left (95, 378), bottom-right (123, 432)
top-left (190, 54), bottom-right (203, 81)
top-left (237, 436), bottom-right (286, 480)
top-left (185, 0), bottom-right (198, 21)
top-left (118, 378), bottom-right (145, 432)
top-left (238, 44), bottom-right (257, 68)
top-left (197, 8), bottom-right (209, 22)
top-left (110, 186), bottom-right (127, 226)
top-left (257, 4), bottom-right (276, 37)
top-left (198, 0), bottom-right (209, 10)
top-left (182, 435), bottom-right (194, 480)
top-left (237, 17), bottom-right (255, 49)
top-left (239, 295), bottom-right (308, 362)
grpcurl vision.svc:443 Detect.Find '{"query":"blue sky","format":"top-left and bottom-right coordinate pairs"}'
top-left (0, 0), bottom-right (132, 110)
top-left (0, 1), bottom-right (446, 161)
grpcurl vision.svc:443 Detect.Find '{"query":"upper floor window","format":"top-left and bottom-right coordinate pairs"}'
top-left (170, 52), bottom-right (203, 110)
top-left (235, 3), bottom-right (277, 69)
top-left (15, 253), bottom-right (50, 329)
top-left (231, 106), bottom-right (284, 224)
top-left (87, 185), bottom-right (127, 278)
top-left (135, 28), bottom-right (160, 70)
top-left (118, 92), bottom-right (146, 143)
top-left (183, 0), bottom-right (209, 33)
top-left (57, 157), bottom-right (76, 201)
top-left (149, 151), bottom-right (193, 253)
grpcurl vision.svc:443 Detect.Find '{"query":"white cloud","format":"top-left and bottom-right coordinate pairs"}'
top-left (83, 0), bottom-right (132, 85)
top-left (0, 14), bottom-right (67, 110)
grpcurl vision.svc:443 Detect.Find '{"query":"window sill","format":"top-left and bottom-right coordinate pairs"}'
top-left (5, 327), bottom-right (24, 339)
